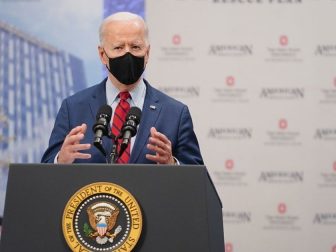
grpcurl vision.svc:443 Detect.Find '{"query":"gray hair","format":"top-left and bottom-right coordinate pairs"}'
top-left (99, 12), bottom-right (149, 45)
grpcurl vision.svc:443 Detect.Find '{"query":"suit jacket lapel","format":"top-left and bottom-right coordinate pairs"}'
top-left (130, 81), bottom-right (161, 163)
top-left (88, 78), bottom-right (113, 158)
top-left (89, 78), bottom-right (108, 121)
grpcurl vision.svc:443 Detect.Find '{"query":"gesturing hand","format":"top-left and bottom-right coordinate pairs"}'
top-left (146, 127), bottom-right (175, 165)
top-left (57, 123), bottom-right (91, 164)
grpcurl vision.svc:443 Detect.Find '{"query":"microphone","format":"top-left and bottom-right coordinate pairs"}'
top-left (92, 105), bottom-right (112, 156)
top-left (118, 107), bottom-right (142, 156)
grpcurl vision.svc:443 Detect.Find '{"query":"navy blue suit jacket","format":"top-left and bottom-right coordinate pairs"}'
top-left (41, 79), bottom-right (203, 165)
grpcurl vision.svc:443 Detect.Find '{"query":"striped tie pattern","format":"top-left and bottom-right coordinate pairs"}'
top-left (112, 92), bottom-right (131, 163)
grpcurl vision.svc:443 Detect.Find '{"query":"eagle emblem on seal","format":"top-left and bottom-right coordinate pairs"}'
top-left (84, 201), bottom-right (122, 245)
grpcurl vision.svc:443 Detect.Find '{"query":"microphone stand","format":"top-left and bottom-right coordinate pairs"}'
top-left (94, 132), bottom-right (120, 164)
top-left (109, 133), bottom-right (131, 164)
top-left (108, 133), bottom-right (119, 164)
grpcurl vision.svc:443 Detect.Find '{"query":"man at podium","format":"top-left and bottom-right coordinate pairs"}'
top-left (41, 12), bottom-right (203, 166)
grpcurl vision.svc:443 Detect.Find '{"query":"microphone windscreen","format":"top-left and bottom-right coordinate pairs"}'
top-left (96, 104), bottom-right (112, 121)
top-left (127, 106), bottom-right (142, 124)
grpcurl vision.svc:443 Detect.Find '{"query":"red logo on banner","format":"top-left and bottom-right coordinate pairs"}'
top-left (278, 119), bottom-right (288, 130)
top-left (226, 76), bottom-right (235, 87)
top-left (332, 245), bottom-right (336, 252)
top-left (333, 162), bottom-right (336, 172)
top-left (278, 203), bottom-right (287, 214)
top-left (279, 35), bottom-right (288, 46)
top-left (225, 242), bottom-right (233, 252)
top-left (172, 34), bottom-right (181, 45)
top-left (225, 159), bottom-right (234, 170)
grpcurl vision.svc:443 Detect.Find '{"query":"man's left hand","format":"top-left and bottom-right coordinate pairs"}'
top-left (146, 127), bottom-right (175, 165)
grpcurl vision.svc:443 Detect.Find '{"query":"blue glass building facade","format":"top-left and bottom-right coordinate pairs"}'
top-left (0, 0), bottom-right (145, 219)
top-left (0, 20), bottom-right (87, 216)
top-left (103, 0), bottom-right (145, 18)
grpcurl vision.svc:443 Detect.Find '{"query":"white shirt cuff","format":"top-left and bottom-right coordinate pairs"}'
top-left (54, 152), bottom-right (59, 164)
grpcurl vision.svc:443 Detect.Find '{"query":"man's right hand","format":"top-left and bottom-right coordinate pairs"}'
top-left (57, 123), bottom-right (91, 164)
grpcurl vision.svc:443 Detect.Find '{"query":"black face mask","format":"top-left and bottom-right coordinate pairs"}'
top-left (104, 50), bottom-right (145, 85)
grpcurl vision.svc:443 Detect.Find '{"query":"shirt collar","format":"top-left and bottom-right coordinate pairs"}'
top-left (105, 78), bottom-right (146, 108)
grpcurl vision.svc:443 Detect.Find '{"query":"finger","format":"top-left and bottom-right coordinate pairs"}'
top-left (148, 137), bottom-right (167, 150)
top-left (150, 127), bottom-right (157, 137)
top-left (147, 143), bottom-right (166, 156)
top-left (68, 125), bottom-right (86, 136)
top-left (65, 133), bottom-right (85, 145)
top-left (80, 123), bottom-right (88, 134)
top-left (72, 152), bottom-right (91, 160)
top-left (146, 153), bottom-right (172, 164)
top-left (153, 130), bottom-right (170, 144)
top-left (74, 124), bottom-right (87, 145)
top-left (149, 127), bottom-right (171, 145)
top-left (58, 146), bottom-right (91, 163)
top-left (146, 154), bottom-right (163, 163)
top-left (68, 143), bottom-right (91, 152)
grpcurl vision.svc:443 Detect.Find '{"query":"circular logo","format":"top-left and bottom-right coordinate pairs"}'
top-left (225, 159), bottom-right (234, 170)
top-left (225, 242), bottom-right (233, 252)
top-left (62, 182), bottom-right (142, 252)
top-left (278, 203), bottom-right (287, 214)
top-left (226, 76), bottom-right (235, 87)
top-left (332, 245), bottom-right (336, 252)
top-left (278, 119), bottom-right (288, 130)
top-left (172, 34), bottom-right (181, 45)
top-left (279, 35), bottom-right (288, 46)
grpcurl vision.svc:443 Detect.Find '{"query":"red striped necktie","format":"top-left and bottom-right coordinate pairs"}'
top-left (111, 92), bottom-right (131, 163)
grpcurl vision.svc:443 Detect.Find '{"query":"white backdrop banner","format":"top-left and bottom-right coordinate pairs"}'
top-left (145, 1), bottom-right (336, 252)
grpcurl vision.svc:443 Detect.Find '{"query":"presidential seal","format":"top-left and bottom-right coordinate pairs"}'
top-left (62, 182), bottom-right (142, 252)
